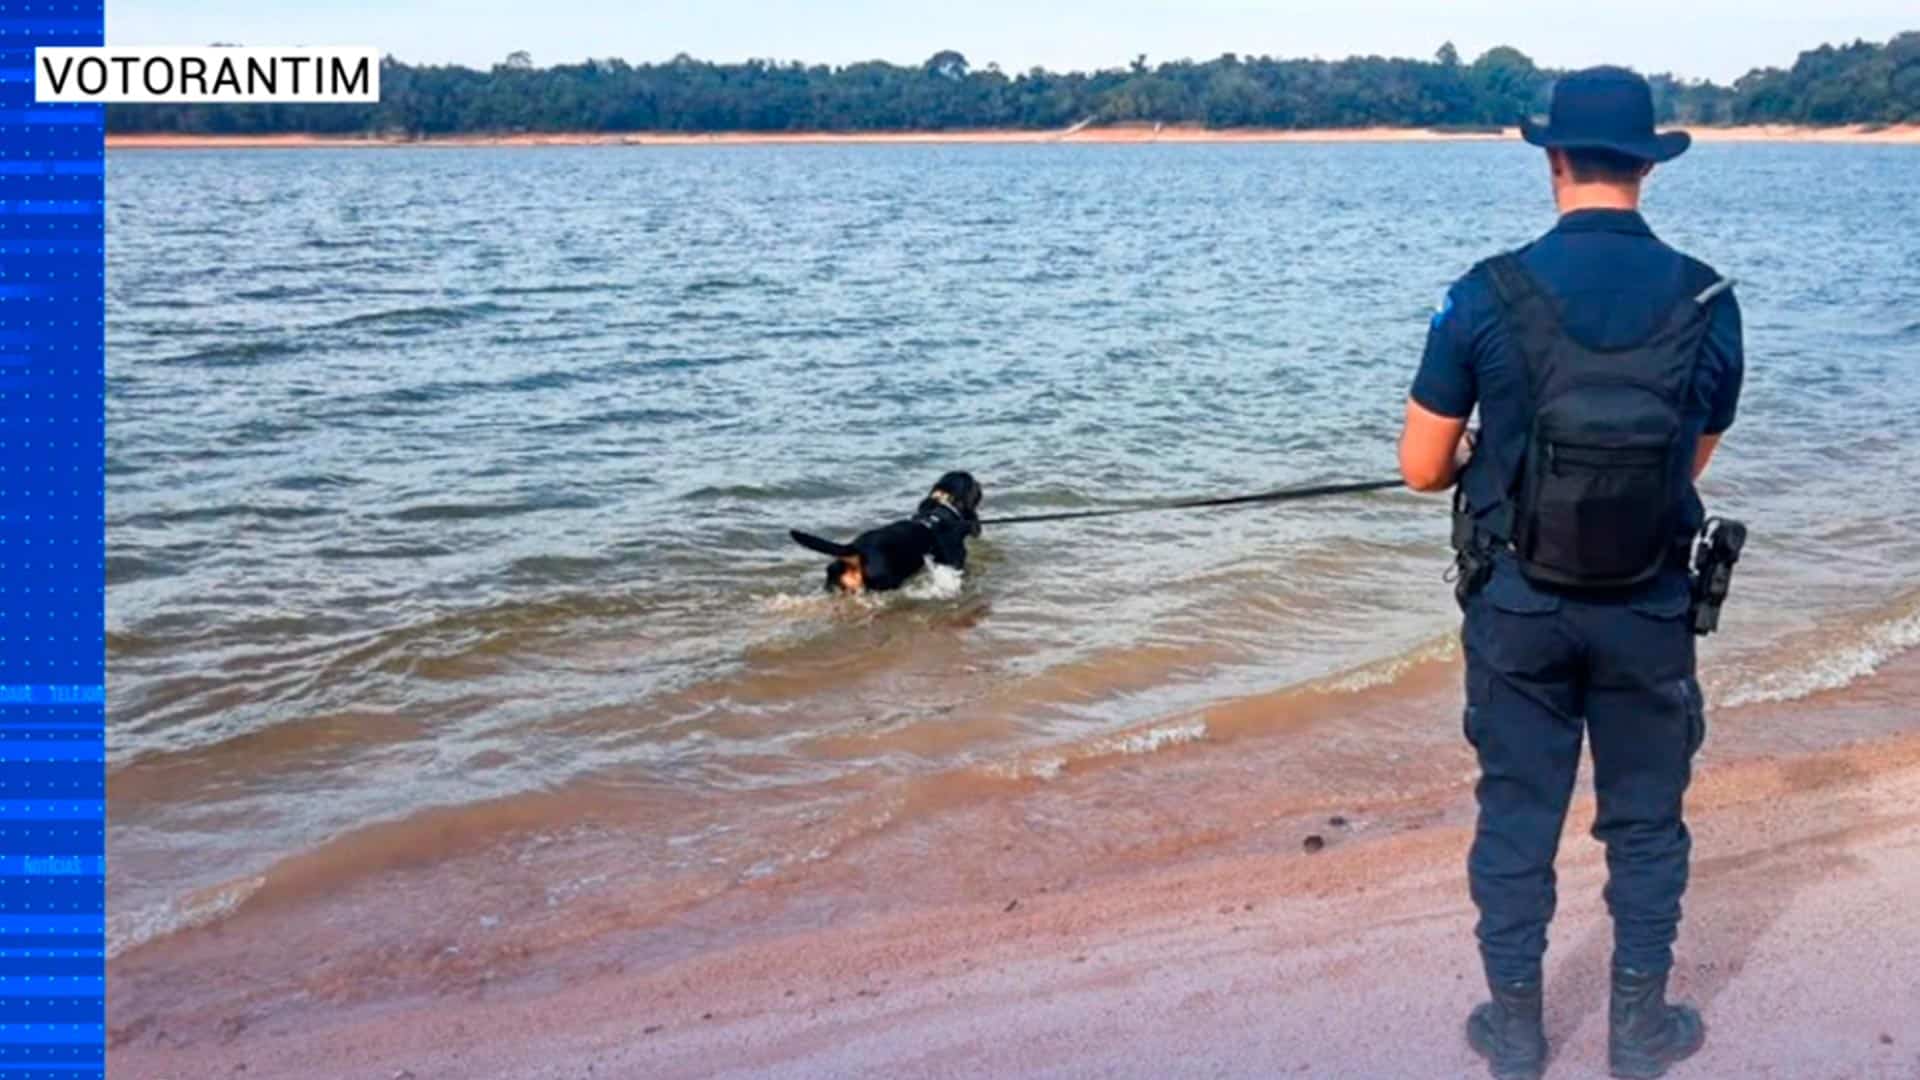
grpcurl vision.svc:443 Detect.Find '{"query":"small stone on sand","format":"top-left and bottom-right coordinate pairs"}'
top-left (1303, 835), bottom-right (1326, 853)
top-left (1329, 815), bottom-right (1348, 828)
top-left (1004, 899), bottom-right (1019, 912)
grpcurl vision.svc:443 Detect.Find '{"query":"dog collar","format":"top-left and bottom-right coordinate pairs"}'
top-left (913, 502), bottom-right (962, 530)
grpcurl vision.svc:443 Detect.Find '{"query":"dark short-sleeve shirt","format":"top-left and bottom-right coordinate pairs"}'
top-left (1411, 209), bottom-right (1744, 543)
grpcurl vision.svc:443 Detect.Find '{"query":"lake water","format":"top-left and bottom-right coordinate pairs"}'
top-left (105, 141), bottom-right (1920, 957)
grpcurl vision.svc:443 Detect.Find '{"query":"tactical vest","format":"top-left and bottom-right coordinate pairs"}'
top-left (1462, 253), bottom-right (1731, 590)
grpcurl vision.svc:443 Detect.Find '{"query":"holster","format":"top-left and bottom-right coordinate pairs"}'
top-left (1450, 489), bottom-right (1496, 608)
top-left (1688, 518), bottom-right (1747, 636)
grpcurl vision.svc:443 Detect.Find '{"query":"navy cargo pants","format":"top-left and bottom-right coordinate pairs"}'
top-left (1462, 556), bottom-right (1705, 985)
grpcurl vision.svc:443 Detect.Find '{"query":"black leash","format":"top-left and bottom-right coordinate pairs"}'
top-left (978, 477), bottom-right (1406, 527)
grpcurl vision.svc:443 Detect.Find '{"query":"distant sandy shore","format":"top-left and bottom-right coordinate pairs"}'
top-left (106, 122), bottom-right (1920, 149)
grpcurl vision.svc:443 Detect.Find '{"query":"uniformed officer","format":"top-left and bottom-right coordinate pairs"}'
top-left (1398, 67), bottom-right (1744, 1080)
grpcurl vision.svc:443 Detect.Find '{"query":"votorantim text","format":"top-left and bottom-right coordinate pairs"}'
top-left (36, 47), bottom-right (380, 104)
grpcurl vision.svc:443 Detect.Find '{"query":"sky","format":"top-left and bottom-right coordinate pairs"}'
top-left (106, 1), bottom-right (1917, 85)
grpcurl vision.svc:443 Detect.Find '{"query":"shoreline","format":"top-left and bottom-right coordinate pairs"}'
top-left (106, 122), bottom-right (1920, 149)
top-left (108, 650), bottom-right (1920, 1078)
top-left (109, 727), bottom-right (1920, 1078)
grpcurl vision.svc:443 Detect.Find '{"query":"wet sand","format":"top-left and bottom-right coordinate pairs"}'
top-left (109, 650), bottom-right (1920, 1078)
top-left (105, 122), bottom-right (1920, 150)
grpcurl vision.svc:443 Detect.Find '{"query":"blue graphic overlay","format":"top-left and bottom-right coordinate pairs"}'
top-left (0, 1), bottom-right (106, 1078)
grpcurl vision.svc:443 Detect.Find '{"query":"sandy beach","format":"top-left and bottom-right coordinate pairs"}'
top-left (105, 122), bottom-right (1920, 149)
top-left (107, 646), bottom-right (1920, 1079)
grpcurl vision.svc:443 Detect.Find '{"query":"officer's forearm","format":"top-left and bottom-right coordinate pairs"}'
top-left (1398, 433), bottom-right (1472, 492)
top-left (1692, 433), bottom-right (1722, 480)
top-left (1401, 449), bottom-right (1459, 493)
top-left (1399, 398), bottom-right (1470, 492)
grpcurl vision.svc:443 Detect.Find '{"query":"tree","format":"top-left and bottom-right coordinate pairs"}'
top-left (1204, 65), bottom-right (1268, 126)
top-left (924, 50), bottom-right (968, 81)
top-left (1471, 46), bottom-right (1544, 120)
top-left (103, 33), bottom-right (1916, 136)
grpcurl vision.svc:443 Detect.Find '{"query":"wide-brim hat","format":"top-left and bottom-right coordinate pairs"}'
top-left (1520, 66), bottom-right (1690, 163)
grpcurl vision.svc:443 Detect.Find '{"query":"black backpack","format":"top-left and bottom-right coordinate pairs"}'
top-left (1483, 254), bottom-right (1731, 589)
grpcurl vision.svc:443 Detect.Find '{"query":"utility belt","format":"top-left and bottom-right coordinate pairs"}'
top-left (1450, 492), bottom-right (1747, 636)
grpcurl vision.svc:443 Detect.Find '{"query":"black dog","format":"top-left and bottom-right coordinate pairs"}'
top-left (789, 471), bottom-right (983, 593)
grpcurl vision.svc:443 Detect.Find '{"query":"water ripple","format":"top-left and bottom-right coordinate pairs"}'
top-left (104, 142), bottom-right (1920, 943)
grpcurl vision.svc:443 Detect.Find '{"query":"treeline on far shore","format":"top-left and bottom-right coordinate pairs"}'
top-left (105, 33), bottom-right (1920, 137)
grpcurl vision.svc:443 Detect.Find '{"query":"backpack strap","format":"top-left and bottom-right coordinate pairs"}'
top-left (1479, 252), bottom-right (1566, 383)
top-left (1462, 252), bottom-right (1551, 549)
top-left (1669, 253), bottom-right (1735, 319)
top-left (1694, 277), bottom-right (1735, 305)
top-left (1481, 253), bottom-right (1539, 310)
top-left (1647, 259), bottom-right (1732, 396)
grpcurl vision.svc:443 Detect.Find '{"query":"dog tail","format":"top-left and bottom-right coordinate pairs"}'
top-left (789, 529), bottom-right (856, 558)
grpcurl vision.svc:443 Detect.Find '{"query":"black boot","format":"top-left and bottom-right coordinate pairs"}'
top-left (1608, 967), bottom-right (1705, 1079)
top-left (1466, 978), bottom-right (1546, 1080)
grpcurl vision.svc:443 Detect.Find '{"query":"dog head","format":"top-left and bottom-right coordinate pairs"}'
top-left (927, 471), bottom-right (984, 535)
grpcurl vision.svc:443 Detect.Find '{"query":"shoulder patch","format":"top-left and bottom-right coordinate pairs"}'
top-left (1430, 290), bottom-right (1454, 329)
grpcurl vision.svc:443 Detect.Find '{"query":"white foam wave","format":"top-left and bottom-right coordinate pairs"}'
top-left (759, 592), bottom-right (832, 614)
top-left (1025, 755), bottom-right (1066, 780)
top-left (1103, 718), bottom-right (1210, 756)
top-left (1715, 604), bottom-right (1920, 708)
top-left (980, 719), bottom-right (1207, 784)
top-left (107, 874), bottom-right (266, 959)
top-left (760, 558), bottom-right (964, 613)
top-left (980, 754), bottom-right (1067, 782)
top-left (901, 560), bottom-right (966, 601)
top-left (759, 586), bottom-right (888, 615)
top-left (1322, 633), bottom-right (1459, 694)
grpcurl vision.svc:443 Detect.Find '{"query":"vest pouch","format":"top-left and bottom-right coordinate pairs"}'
top-left (1515, 383), bottom-right (1681, 588)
